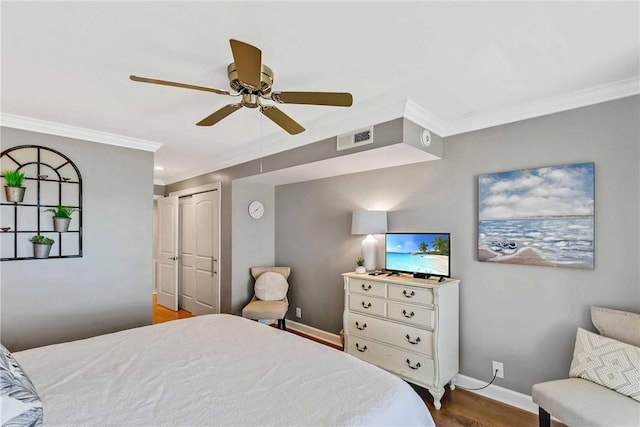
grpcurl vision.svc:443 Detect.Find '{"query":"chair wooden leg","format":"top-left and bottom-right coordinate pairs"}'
top-left (538, 407), bottom-right (551, 427)
top-left (281, 317), bottom-right (287, 331)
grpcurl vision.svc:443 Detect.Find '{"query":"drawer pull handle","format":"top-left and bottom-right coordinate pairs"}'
top-left (403, 290), bottom-right (415, 298)
top-left (361, 284), bottom-right (372, 291)
top-left (355, 343), bottom-right (368, 352)
top-left (406, 334), bottom-right (421, 345)
top-left (402, 309), bottom-right (415, 318)
top-left (361, 301), bottom-right (372, 309)
top-left (406, 359), bottom-right (421, 370)
top-left (355, 321), bottom-right (367, 330)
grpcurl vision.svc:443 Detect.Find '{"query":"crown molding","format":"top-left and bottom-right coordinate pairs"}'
top-left (0, 113), bottom-right (163, 152)
top-left (403, 98), bottom-right (448, 137)
top-left (5, 76), bottom-right (638, 184)
top-left (445, 76), bottom-right (640, 136)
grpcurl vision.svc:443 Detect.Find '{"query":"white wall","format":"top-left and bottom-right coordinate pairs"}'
top-left (1, 128), bottom-right (154, 351)
top-left (231, 181), bottom-right (275, 314)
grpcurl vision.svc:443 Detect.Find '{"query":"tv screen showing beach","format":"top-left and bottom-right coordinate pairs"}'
top-left (385, 233), bottom-right (450, 277)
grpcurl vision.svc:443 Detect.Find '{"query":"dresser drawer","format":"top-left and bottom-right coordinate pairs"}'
top-left (347, 312), bottom-right (433, 356)
top-left (387, 301), bottom-right (435, 328)
top-left (388, 284), bottom-right (433, 305)
top-left (347, 336), bottom-right (435, 385)
top-left (349, 295), bottom-right (386, 317)
top-left (349, 278), bottom-right (386, 297)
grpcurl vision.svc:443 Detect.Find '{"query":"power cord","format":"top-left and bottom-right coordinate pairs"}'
top-left (456, 369), bottom-right (499, 391)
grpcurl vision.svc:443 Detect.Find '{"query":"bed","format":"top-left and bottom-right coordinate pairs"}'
top-left (9, 314), bottom-right (434, 426)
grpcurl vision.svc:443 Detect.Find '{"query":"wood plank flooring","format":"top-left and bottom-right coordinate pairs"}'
top-left (151, 297), bottom-right (563, 427)
top-left (152, 294), bottom-right (192, 324)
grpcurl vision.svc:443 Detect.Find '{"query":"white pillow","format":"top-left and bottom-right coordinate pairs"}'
top-left (569, 328), bottom-right (640, 402)
top-left (255, 271), bottom-right (289, 301)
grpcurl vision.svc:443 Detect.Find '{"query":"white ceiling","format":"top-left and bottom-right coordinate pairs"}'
top-left (1, 2), bottom-right (638, 185)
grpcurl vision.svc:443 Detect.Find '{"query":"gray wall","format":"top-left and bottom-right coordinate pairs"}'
top-left (165, 118), bottom-right (425, 314)
top-left (1, 128), bottom-right (154, 351)
top-left (231, 181), bottom-right (275, 314)
top-left (274, 95), bottom-right (640, 394)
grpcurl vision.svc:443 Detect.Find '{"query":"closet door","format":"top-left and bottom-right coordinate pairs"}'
top-left (157, 196), bottom-right (179, 311)
top-left (179, 190), bottom-right (220, 315)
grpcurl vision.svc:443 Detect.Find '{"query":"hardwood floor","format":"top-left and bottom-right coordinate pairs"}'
top-left (151, 298), bottom-right (561, 427)
top-left (152, 294), bottom-right (192, 324)
top-left (416, 385), bottom-right (564, 427)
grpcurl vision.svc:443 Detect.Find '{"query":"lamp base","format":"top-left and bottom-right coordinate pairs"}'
top-left (362, 234), bottom-right (378, 271)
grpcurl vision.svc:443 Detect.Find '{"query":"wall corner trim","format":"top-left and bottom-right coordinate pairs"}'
top-left (0, 113), bottom-right (163, 152)
top-left (445, 76), bottom-right (640, 136)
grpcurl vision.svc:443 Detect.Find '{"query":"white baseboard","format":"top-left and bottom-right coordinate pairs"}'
top-left (285, 319), bottom-right (342, 348)
top-left (454, 374), bottom-right (537, 414)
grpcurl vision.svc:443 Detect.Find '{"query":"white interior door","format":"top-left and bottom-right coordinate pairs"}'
top-left (179, 190), bottom-right (220, 315)
top-left (179, 197), bottom-right (195, 312)
top-left (157, 195), bottom-right (179, 310)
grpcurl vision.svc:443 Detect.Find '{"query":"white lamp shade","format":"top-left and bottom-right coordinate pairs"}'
top-left (351, 210), bottom-right (387, 235)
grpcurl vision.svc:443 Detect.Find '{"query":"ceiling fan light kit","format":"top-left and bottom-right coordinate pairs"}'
top-left (130, 39), bottom-right (353, 135)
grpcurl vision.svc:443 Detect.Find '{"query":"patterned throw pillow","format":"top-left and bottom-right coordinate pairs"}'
top-left (1, 344), bottom-right (43, 427)
top-left (569, 328), bottom-right (640, 402)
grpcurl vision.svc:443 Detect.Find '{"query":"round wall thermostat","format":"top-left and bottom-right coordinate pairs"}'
top-left (420, 129), bottom-right (432, 147)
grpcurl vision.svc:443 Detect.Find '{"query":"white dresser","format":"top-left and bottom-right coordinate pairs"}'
top-left (343, 272), bottom-right (459, 409)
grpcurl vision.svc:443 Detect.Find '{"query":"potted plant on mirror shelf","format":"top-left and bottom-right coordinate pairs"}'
top-left (3, 170), bottom-right (26, 203)
top-left (355, 257), bottom-right (366, 274)
top-left (44, 206), bottom-right (78, 232)
top-left (30, 235), bottom-right (54, 259)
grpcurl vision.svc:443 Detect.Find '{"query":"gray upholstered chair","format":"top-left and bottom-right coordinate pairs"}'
top-left (532, 307), bottom-right (640, 427)
top-left (241, 266), bottom-right (290, 330)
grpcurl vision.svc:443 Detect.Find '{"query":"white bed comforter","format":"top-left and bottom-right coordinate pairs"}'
top-left (14, 314), bottom-right (433, 427)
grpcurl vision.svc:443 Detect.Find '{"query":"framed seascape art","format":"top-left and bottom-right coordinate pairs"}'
top-left (478, 162), bottom-right (594, 269)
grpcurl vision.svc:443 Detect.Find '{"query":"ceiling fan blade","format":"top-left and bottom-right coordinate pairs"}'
top-left (229, 39), bottom-right (262, 89)
top-left (260, 105), bottom-right (305, 135)
top-left (196, 104), bottom-right (243, 126)
top-left (130, 75), bottom-right (230, 95)
top-left (271, 91), bottom-right (353, 107)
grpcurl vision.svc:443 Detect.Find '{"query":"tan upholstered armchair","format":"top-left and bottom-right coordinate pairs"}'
top-left (532, 307), bottom-right (640, 427)
top-left (241, 267), bottom-right (290, 330)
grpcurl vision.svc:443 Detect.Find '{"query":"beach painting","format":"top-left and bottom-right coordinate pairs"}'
top-left (478, 162), bottom-right (594, 269)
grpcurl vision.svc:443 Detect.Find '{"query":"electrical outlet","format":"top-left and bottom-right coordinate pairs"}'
top-left (296, 307), bottom-right (302, 318)
top-left (492, 361), bottom-right (504, 379)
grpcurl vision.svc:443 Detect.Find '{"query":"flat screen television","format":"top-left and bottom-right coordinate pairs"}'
top-left (385, 232), bottom-right (451, 278)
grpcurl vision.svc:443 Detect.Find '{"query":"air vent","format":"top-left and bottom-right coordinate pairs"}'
top-left (337, 126), bottom-right (374, 151)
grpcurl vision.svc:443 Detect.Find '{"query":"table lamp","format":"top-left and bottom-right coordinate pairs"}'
top-left (351, 210), bottom-right (387, 271)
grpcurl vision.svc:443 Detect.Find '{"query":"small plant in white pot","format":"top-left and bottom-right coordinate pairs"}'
top-left (3, 170), bottom-right (26, 203)
top-left (30, 235), bottom-right (54, 259)
top-left (44, 206), bottom-right (78, 232)
top-left (355, 257), bottom-right (366, 274)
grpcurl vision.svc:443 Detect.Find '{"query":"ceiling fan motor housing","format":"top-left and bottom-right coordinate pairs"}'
top-left (227, 63), bottom-right (274, 95)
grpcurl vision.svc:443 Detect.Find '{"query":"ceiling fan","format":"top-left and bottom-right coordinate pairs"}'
top-left (130, 39), bottom-right (353, 135)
